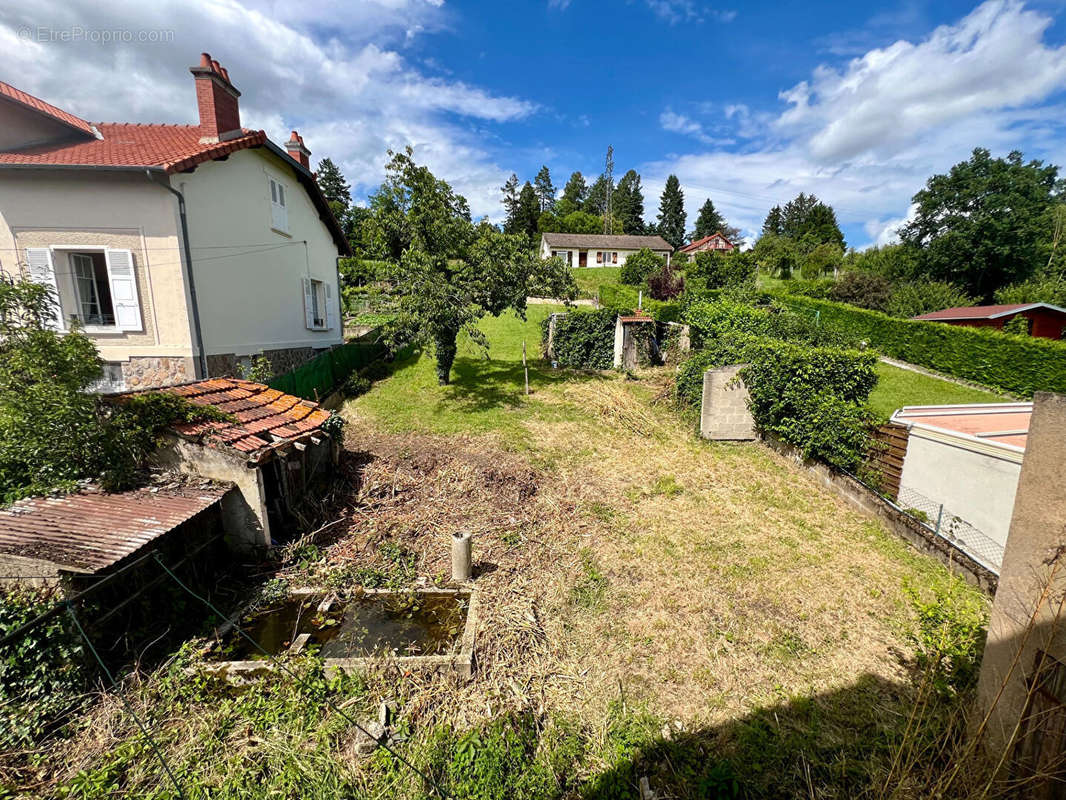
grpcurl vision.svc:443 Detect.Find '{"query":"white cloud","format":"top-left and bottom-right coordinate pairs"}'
top-left (644, 0), bottom-right (1066, 246)
top-left (0, 0), bottom-right (533, 219)
top-left (644, 1), bottom-right (736, 25)
top-left (660, 110), bottom-right (733, 146)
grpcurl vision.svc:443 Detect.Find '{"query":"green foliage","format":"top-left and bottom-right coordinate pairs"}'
top-left (800, 242), bottom-right (843, 279)
top-left (683, 299), bottom-right (854, 349)
top-left (995, 273), bottom-right (1066, 306)
top-left (842, 243), bottom-right (921, 283)
top-left (781, 193), bottom-right (845, 251)
top-left (886, 281), bottom-right (975, 319)
top-left (1002, 315), bottom-right (1031, 336)
top-left (512, 181), bottom-right (541, 240)
top-left (777, 294), bottom-right (1066, 395)
top-left (614, 170), bottom-right (646, 235)
top-left (656, 174), bottom-right (686, 249)
top-left (314, 157), bottom-right (351, 208)
top-left (543, 308), bottom-right (616, 369)
top-left (534, 165), bottom-right (555, 213)
top-left (619, 248), bottom-right (664, 286)
top-left (571, 552), bottom-right (609, 609)
top-left (693, 198), bottom-right (736, 241)
top-left (238, 355), bottom-right (274, 383)
top-left (0, 588), bottom-right (86, 749)
top-left (599, 284), bottom-right (682, 322)
top-left (904, 578), bottom-right (988, 698)
top-left (828, 271), bottom-right (893, 311)
top-left (752, 233), bottom-right (800, 278)
top-left (779, 277), bottom-right (835, 299)
top-left (901, 148), bottom-right (1064, 299)
top-left (560, 171), bottom-right (588, 210)
top-left (342, 373), bottom-right (372, 398)
top-left (690, 250), bottom-right (756, 291)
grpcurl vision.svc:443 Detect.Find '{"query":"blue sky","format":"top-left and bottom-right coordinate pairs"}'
top-left (5, 0), bottom-right (1066, 247)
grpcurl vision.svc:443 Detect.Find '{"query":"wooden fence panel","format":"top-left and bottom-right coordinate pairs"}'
top-left (867, 422), bottom-right (909, 500)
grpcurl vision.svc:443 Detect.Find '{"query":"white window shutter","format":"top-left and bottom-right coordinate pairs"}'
top-left (270, 178), bottom-right (288, 232)
top-left (325, 282), bottom-right (335, 331)
top-left (24, 248), bottom-right (64, 330)
top-left (302, 277), bottom-right (314, 330)
top-left (105, 249), bottom-right (142, 331)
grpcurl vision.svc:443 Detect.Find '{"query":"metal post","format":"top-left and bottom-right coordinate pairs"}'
top-left (523, 341), bottom-right (529, 396)
top-left (451, 531), bottom-right (472, 582)
top-left (935, 504), bottom-right (944, 536)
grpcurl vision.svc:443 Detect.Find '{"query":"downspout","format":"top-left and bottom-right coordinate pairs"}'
top-left (146, 170), bottom-right (209, 379)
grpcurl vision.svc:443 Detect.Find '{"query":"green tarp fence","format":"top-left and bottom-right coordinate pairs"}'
top-left (268, 333), bottom-right (386, 401)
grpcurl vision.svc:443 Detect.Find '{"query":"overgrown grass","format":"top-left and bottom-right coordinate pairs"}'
top-left (869, 361), bottom-right (1007, 420)
top-left (571, 267), bottom-right (620, 299)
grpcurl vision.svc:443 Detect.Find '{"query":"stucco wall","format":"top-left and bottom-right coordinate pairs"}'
top-left (178, 148), bottom-right (342, 357)
top-left (0, 103), bottom-right (76, 151)
top-left (0, 169), bottom-right (195, 366)
top-left (897, 430), bottom-right (1022, 547)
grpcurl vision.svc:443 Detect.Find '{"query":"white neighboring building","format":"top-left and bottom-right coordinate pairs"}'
top-left (539, 233), bottom-right (673, 269)
top-left (0, 53), bottom-right (349, 391)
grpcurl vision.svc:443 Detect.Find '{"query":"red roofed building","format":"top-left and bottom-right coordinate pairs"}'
top-left (677, 232), bottom-right (735, 257)
top-left (0, 54), bottom-right (350, 392)
top-left (913, 303), bottom-right (1066, 339)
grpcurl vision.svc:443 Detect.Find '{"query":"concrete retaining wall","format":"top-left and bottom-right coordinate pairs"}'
top-left (700, 365), bottom-right (756, 441)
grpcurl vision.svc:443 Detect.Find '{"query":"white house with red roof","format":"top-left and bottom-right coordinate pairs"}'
top-left (677, 232), bottom-right (735, 258)
top-left (0, 53), bottom-right (350, 391)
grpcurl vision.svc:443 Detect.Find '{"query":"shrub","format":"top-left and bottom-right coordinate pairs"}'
top-left (690, 251), bottom-right (756, 291)
top-left (904, 578), bottom-right (988, 698)
top-left (599, 284), bottom-right (682, 322)
top-left (995, 273), bottom-right (1066, 307)
top-left (342, 373), bottom-right (372, 398)
top-left (1002, 315), bottom-right (1031, 336)
top-left (779, 278), bottom-right (835, 299)
top-left (542, 308), bottom-right (617, 369)
top-left (683, 299), bottom-right (856, 349)
top-left (646, 262), bottom-right (684, 300)
top-left (777, 294), bottom-right (1066, 395)
top-left (800, 242), bottom-right (843, 279)
top-left (887, 281), bottom-right (974, 319)
top-left (619, 248), bottom-right (664, 286)
top-left (828, 271), bottom-right (892, 311)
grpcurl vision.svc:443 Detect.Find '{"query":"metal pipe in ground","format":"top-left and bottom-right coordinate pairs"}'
top-left (451, 531), bottom-right (472, 582)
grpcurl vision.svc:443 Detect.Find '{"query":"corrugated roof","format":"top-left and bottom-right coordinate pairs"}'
top-left (913, 303), bottom-right (1066, 321)
top-left (541, 232), bottom-right (673, 251)
top-left (158, 378), bottom-right (333, 461)
top-left (892, 403), bottom-right (1032, 451)
top-left (0, 484), bottom-right (231, 572)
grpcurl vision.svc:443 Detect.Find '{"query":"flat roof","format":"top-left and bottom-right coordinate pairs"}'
top-left (892, 402), bottom-right (1032, 451)
top-left (0, 483), bottom-right (232, 573)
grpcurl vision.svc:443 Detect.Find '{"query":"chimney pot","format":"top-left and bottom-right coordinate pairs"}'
top-left (210, 59), bottom-right (221, 73)
top-left (285, 130), bottom-right (311, 169)
top-left (199, 52), bottom-right (212, 67)
top-left (220, 67), bottom-right (230, 83)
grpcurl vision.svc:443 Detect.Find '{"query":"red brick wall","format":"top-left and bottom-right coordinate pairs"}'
top-left (194, 77), bottom-right (240, 138)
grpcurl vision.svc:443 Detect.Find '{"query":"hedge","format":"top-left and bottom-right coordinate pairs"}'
top-left (774, 295), bottom-right (1066, 396)
top-left (683, 299), bottom-right (855, 349)
top-left (541, 308), bottom-right (617, 369)
top-left (598, 283), bottom-right (681, 322)
top-left (677, 334), bottom-right (877, 471)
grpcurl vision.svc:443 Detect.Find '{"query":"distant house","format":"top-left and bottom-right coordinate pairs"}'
top-left (0, 52), bottom-right (350, 393)
top-left (539, 233), bottom-right (673, 269)
top-left (677, 232), bottom-right (735, 258)
top-left (913, 303), bottom-right (1066, 339)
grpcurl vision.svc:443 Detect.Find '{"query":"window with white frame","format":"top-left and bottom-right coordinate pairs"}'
top-left (269, 176), bottom-right (289, 233)
top-left (70, 252), bottom-right (115, 326)
top-left (302, 277), bottom-right (334, 331)
top-left (596, 251), bottom-right (618, 265)
top-left (23, 247), bottom-right (142, 332)
top-left (551, 249), bottom-right (572, 266)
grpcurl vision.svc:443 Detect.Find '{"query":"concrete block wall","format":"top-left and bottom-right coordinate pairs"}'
top-left (700, 365), bottom-right (756, 441)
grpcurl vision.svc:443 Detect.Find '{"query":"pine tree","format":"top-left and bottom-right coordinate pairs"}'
top-left (585, 175), bottom-right (609, 216)
top-left (501, 174), bottom-right (520, 231)
top-left (534, 166), bottom-right (556, 212)
top-left (694, 198), bottom-right (727, 240)
top-left (762, 206), bottom-right (784, 237)
top-left (615, 170), bottom-right (645, 235)
top-left (657, 175), bottom-right (686, 249)
top-left (561, 171), bottom-right (588, 210)
top-left (513, 182), bottom-right (541, 239)
top-left (316, 157), bottom-right (351, 208)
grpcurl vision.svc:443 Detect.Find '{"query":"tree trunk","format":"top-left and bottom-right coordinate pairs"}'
top-left (435, 328), bottom-right (458, 386)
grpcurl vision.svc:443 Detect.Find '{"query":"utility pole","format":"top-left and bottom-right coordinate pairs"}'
top-left (603, 145), bottom-right (614, 235)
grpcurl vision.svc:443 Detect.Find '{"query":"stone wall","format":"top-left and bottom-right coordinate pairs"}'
top-left (700, 365), bottom-right (756, 441)
top-left (204, 346), bottom-right (319, 380)
top-left (122, 356), bottom-right (194, 390)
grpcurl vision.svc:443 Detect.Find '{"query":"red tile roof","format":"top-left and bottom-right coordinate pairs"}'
top-left (0, 483), bottom-right (231, 573)
top-left (0, 119), bottom-right (267, 172)
top-left (679, 233), bottom-right (734, 253)
top-left (158, 378), bottom-right (333, 461)
top-left (913, 303), bottom-right (1066, 321)
top-left (0, 80), bottom-right (96, 137)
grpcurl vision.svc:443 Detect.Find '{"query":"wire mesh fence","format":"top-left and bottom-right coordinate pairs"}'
top-left (896, 486), bottom-right (1005, 573)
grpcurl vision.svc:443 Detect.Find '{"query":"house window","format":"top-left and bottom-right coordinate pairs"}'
top-left (269, 176), bottom-right (289, 233)
top-left (596, 251), bottom-right (618, 265)
top-left (70, 252), bottom-right (115, 326)
top-left (302, 277), bottom-right (334, 331)
top-left (551, 250), bottom-right (572, 266)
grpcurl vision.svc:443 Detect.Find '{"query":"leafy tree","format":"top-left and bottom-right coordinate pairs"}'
top-left (315, 157), bottom-right (351, 208)
top-left (500, 173), bottom-right (520, 231)
top-left (762, 205), bottom-right (784, 237)
top-left (828, 271), bottom-right (892, 311)
top-left (901, 148), bottom-right (1064, 300)
top-left (801, 242), bottom-right (844, 279)
top-left (781, 193), bottom-right (845, 251)
top-left (694, 198), bottom-right (727, 240)
top-left (619, 248), bottom-right (664, 286)
top-left (539, 210), bottom-right (622, 235)
top-left (887, 281), bottom-right (975, 319)
top-left (842, 243), bottom-right (921, 283)
top-left (534, 166), bottom-right (556, 212)
top-left (561, 171), bottom-right (588, 210)
top-left (615, 169), bottom-right (646, 235)
top-left (647, 262), bottom-right (684, 300)
top-left (995, 273), bottom-right (1066, 307)
top-left (512, 182), bottom-right (541, 240)
top-left (374, 150), bottom-right (574, 384)
top-left (691, 251), bottom-right (756, 291)
top-left (753, 233), bottom-right (799, 278)
top-left (656, 175), bottom-right (686, 249)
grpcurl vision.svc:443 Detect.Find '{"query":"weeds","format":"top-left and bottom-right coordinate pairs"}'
top-left (571, 552), bottom-right (609, 610)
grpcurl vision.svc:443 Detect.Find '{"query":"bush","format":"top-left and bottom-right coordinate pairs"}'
top-left (599, 284), bottom-right (682, 322)
top-left (887, 281), bottom-right (974, 319)
top-left (676, 333), bottom-right (877, 470)
top-left (619, 248), bottom-right (664, 286)
top-left (995, 274), bottom-right (1066, 306)
top-left (1002, 315), bottom-right (1030, 336)
top-left (683, 299), bottom-right (856, 349)
top-left (800, 242), bottom-right (843, 280)
top-left (779, 278), bottom-right (835, 299)
top-left (542, 308), bottom-right (617, 369)
top-left (342, 373), bottom-right (372, 398)
top-left (646, 262), bottom-right (684, 300)
top-left (776, 294), bottom-right (1066, 395)
top-left (828, 271), bottom-right (892, 311)
top-left (690, 251), bottom-right (756, 291)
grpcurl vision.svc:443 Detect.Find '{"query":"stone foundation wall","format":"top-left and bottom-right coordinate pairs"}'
top-left (206, 353), bottom-right (239, 377)
top-left (122, 356), bottom-right (194, 390)
top-left (204, 347), bottom-right (319, 380)
top-left (700, 364), bottom-right (757, 441)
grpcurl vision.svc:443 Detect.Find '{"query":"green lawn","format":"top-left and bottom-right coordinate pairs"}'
top-left (349, 304), bottom-right (590, 443)
top-left (868, 361), bottom-right (1007, 419)
top-left (572, 266), bottom-right (620, 299)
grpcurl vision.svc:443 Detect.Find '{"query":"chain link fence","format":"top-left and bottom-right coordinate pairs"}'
top-left (896, 486), bottom-right (1005, 573)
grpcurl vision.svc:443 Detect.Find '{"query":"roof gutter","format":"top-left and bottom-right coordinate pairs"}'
top-left (145, 170), bottom-right (209, 380)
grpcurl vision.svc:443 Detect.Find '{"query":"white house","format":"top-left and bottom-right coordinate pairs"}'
top-left (0, 53), bottom-right (349, 391)
top-left (539, 232), bottom-right (672, 269)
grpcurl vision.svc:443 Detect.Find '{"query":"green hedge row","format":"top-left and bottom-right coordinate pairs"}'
top-left (683, 298), bottom-right (854, 349)
top-left (598, 283), bottom-right (681, 322)
top-left (541, 308), bottom-right (617, 369)
top-left (677, 333), bottom-right (877, 471)
top-left (775, 294), bottom-right (1066, 396)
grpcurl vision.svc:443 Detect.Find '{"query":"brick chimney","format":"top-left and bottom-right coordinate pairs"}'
top-left (285, 130), bottom-right (311, 169)
top-left (190, 52), bottom-right (242, 144)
